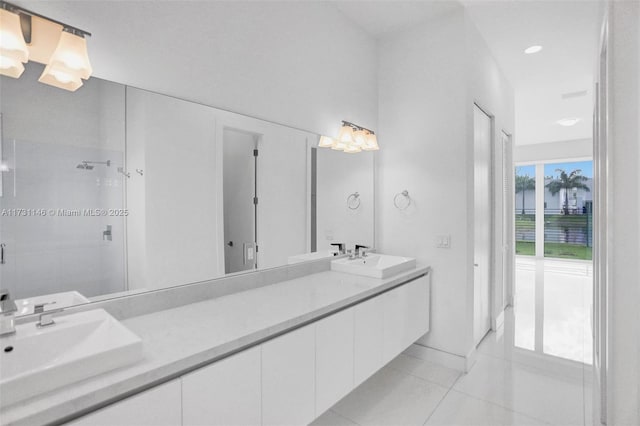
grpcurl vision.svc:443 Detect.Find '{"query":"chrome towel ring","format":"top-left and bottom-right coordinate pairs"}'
top-left (347, 192), bottom-right (361, 210)
top-left (394, 190), bottom-right (411, 210)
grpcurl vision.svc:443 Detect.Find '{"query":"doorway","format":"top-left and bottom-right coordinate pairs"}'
top-left (223, 128), bottom-right (259, 274)
top-left (473, 104), bottom-right (493, 346)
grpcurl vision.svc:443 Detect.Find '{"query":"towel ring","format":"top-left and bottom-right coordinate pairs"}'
top-left (347, 192), bottom-right (361, 210)
top-left (394, 190), bottom-right (411, 210)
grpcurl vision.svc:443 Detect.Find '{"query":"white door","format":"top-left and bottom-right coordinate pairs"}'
top-left (223, 128), bottom-right (257, 274)
top-left (473, 104), bottom-right (492, 345)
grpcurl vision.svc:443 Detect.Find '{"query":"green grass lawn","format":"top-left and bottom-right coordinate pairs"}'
top-left (515, 241), bottom-right (592, 260)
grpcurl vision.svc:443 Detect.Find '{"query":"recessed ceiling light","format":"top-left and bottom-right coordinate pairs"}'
top-left (524, 45), bottom-right (543, 54)
top-left (556, 118), bottom-right (582, 127)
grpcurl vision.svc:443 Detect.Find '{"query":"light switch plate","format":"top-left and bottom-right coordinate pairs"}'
top-left (436, 235), bottom-right (451, 249)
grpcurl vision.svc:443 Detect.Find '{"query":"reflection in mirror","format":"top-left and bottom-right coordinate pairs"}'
top-left (310, 147), bottom-right (374, 256)
top-left (0, 63), bottom-right (376, 316)
top-left (0, 63), bottom-right (126, 305)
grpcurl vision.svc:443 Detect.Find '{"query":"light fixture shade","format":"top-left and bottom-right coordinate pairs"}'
top-left (331, 142), bottom-right (347, 151)
top-left (337, 125), bottom-right (354, 144)
top-left (0, 9), bottom-right (29, 78)
top-left (362, 133), bottom-right (380, 151)
top-left (318, 135), bottom-right (335, 148)
top-left (353, 130), bottom-right (367, 147)
top-left (39, 31), bottom-right (92, 91)
top-left (38, 62), bottom-right (83, 91)
top-left (0, 55), bottom-right (24, 78)
top-left (344, 145), bottom-right (362, 154)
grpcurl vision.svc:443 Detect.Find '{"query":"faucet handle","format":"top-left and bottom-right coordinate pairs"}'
top-left (0, 289), bottom-right (17, 314)
top-left (33, 301), bottom-right (57, 314)
top-left (37, 308), bottom-right (64, 328)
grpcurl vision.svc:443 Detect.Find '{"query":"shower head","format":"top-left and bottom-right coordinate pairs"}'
top-left (76, 160), bottom-right (110, 170)
top-left (76, 162), bottom-right (94, 170)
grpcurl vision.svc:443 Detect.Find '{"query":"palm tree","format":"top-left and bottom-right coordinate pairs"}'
top-left (515, 173), bottom-right (535, 215)
top-left (545, 169), bottom-right (590, 215)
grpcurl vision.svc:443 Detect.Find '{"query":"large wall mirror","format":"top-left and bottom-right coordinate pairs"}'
top-left (0, 63), bottom-right (375, 315)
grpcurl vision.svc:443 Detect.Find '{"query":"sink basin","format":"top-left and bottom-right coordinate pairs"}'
top-left (0, 309), bottom-right (143, 407)
top-left (331, 254), bottom-right (416, 278)
top-left (15, 291), bottom-right (90, 316)
top-left (288, 249), bottom-right (338, 264)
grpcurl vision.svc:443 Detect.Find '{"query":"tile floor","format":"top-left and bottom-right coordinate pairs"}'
top-left (313, 257), bottom-right (593, 426)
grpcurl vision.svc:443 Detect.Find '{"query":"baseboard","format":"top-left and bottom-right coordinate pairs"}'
top-left (403, 343), bottom-right (476, 372)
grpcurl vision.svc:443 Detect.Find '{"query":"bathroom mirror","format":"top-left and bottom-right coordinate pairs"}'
top-left (0, 63), bottom-right (375, 314)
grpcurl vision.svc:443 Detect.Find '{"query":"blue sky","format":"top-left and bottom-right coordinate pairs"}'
top-left (516, 161), bottom-right (593, 178)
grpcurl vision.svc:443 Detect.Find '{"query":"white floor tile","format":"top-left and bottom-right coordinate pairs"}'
top-left (425, 390), bottom-right (549, 426)
top-left (453, 354), bottom-right (585, 426)
top-left (332, 366), bottom-right (448, 426)
top-left (387, 354), bottom-right (461, 388)
top-left (311, 410), bottom-right (359, 426)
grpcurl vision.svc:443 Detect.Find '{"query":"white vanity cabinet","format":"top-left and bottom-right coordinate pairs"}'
top-left (383, 274), bottom-right (430, 364)
top-left (182, 346), bottom-right (262, 426)
top-left (315, 308), bottom-right (355, 415)
top-left (66, 380), bottom-right (181, 426)
top-left (63, 273), bottom-right (430, 426)
top-left (262, 324), bottom-right (316, 425)
top-left (354, 295), bottom-right (385, 386)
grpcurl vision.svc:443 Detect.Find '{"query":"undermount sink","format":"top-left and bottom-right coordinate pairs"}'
top-left (15, 291), bottom-right (90, 316)
top-left (331, 254), bottom-right (417, 278)
top-left (0, 309), bottom-right (143, 407)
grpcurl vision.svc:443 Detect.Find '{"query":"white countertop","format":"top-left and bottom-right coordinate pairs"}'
top-left (1, 265), bottom-right (429, 426)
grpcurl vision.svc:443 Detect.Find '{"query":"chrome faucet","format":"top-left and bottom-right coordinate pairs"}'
top-left (355, 245), bottom-right (371, 258)
top-left (0, 289), bottom-right (18, 337)
top-left (330, 243), bottom-right (346, 255)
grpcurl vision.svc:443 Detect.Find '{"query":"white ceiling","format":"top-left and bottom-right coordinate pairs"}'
top-left (333, 0), bottom-right (603, 146)
top-left (331, 1), bottom-right (463, 37)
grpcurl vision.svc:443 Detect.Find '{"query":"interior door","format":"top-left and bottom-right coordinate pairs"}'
top-left (474, 104), bottom-right (492, 345)
top-left (223, 128), bottom-right (257, 274)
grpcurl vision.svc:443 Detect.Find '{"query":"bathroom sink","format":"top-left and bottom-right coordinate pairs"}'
top-left (288, 249), bottom-right (338, 264)
top-left (0, 309), bottom-right (143, 407)
top-left (331, 254), bottom-right (416, 278)
top-left (15, 291), bottom-right (90, 316)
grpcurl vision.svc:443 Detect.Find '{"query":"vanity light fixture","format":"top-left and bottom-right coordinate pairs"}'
top-left (318, 121), bottom-right (379, 153)
top-left (0, 7), bottom-right (29, 78)
top-left (0, 1), bottom-right (92, 91)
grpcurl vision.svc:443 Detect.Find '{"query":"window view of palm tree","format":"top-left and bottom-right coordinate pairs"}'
top-left (515, 166), bottom-right (535, 256)
top-left (544, 163), bottom-right (593, 260)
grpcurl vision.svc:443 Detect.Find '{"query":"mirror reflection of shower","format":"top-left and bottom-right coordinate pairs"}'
top-left (76, 160), bottom-right (111, 170)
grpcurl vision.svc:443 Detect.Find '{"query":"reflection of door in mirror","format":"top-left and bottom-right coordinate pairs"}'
top-left (223, 129), bottom-right (258, 274)
top-left (0, 63), bottom-right (127, 300)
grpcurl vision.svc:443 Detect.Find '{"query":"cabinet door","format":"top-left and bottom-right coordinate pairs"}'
top-left (66, 380), bottom-right (181, 426)
top-left (182, 346), bottom-right (261, 426)
top-left (383, 276), bottom-right (430, 363)
top-left (354, 296), bottom-right (384, 386)
top-left (316, 308), bottom-right (354, 415)
top-left (262, 324), bottom-right (316, 426)
top-left (406, 274), bottom-right (430, 343)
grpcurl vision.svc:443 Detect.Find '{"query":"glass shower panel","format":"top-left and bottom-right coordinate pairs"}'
top-left (0, 138), bottom-right (126, 299)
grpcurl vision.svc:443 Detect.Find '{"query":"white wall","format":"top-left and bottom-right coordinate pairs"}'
top-left (126, 88), bottom-right (220, 291)
top-left (316, 149), bottom-right (375, 252)
top-left (515, 138), bottom-right (592, 163)
top-left (377, 8), bottom-right (514, 359)
top-left (13, 1), bottom-right (378, 138)
top-left (605, 2), bottom-right (640, 424)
